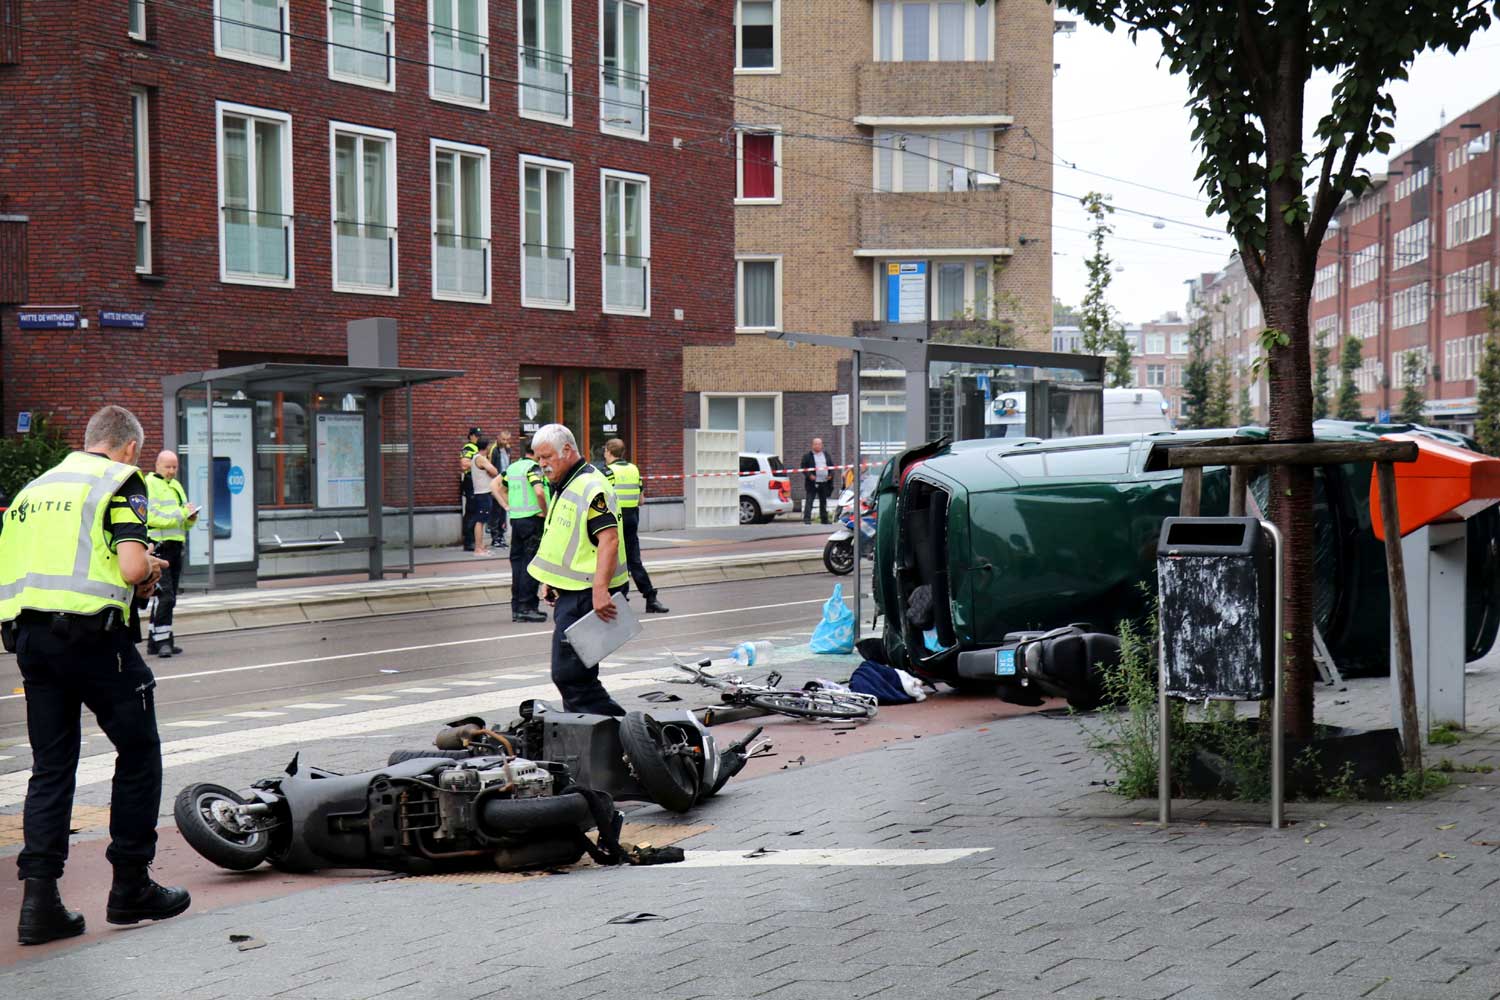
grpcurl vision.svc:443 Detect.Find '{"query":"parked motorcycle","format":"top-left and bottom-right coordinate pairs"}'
top-left (823, 489), bottom-right (877, 576)
top-left (386, 702), bottom-right (771, 815)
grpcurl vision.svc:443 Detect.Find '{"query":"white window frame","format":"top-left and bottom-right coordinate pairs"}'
top-left (429, 0), bottom-right (490, 110)
top-left (519, 154), bottom-right (576, 310)
top-left (735, 127), bottom-right (782, 204)
top-left (700, 392), bottom-right (783, 456)
top-left (874, 0), bottom-right (993, 63)
top-left (328, 0), bottom-right (396, 91)
top-left (736, 254), bottom-right (783, 331)
top-left (131, 88), bottom-right (152, 275)
top-left (329, 122), bottom-right (398, 296)
top-left (598, 0), bottom-right (649, 140)
top-left (872, 127), bottom-right (995, 193)
top-left (734, 0), bottom-right (780, 75)
top-left (600, 168), bottom-right (650, 316)
top-left (518, 0), bottom-right (573, 125)
top-left (215, 0), bottom-right (291, 71)
top-left (1145, 333), bottom-right (1165, 355)
top-left (128, 0), bottom-right (147, 40)
top-left (215, 101), bottom-right (295, 288)
top-left (430, 138), bottom-right (492, 303)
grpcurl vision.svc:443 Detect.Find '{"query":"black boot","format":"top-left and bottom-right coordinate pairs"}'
top-left (644, 597), bottom-right (670, 614)
top-left (106, 866), bottom-right (191, 926)
top-left (17, 878), bottom-right (86, 945)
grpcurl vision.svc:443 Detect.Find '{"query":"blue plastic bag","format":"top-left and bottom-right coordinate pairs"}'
top-left (809, 584), bottom-right (855, 654)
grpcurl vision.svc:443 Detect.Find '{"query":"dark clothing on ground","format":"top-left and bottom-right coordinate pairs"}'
top-left (619, 507), bottom-right (656, 601)
top-left (550, 588), bottom-right (626, 715)
top-left (510, 516), bottom-right (543, 613)
top-left (15, 620), bottom-right (161, 880)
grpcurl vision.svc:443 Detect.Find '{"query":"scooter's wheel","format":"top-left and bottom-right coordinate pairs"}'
top-left (823, 538), bottom-right (854, 575)
top-left (619, 711), bottom-right (701, 813)
top-left (491, 836), bottom-right (587, 872)
top-left (174, 783), bottom-right (273, 871)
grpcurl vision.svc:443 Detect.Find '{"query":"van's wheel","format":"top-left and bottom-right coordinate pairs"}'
top-left (619, 712), bottom-right (701, 813)
top-left (174, 784), bottom-right (273, 871)
top-left (740, 497), bottom-right (762, 525)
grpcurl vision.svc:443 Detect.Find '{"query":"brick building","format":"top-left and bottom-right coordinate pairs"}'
top-left (1132, 312), bottom-right (1191, 422)
top-left (1182, 254), bottom-right (1267, 425)
top-left (0, 0), bottom-right (734, 564)
top-left (682, 0), bottom-right (1055, 484)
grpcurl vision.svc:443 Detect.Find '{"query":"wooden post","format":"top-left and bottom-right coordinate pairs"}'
top-left (1376, 460), bottom-right (1423, 773)
top-left (1179, 466), bottom-right (1203, 516)
top-left (1229, 465), bottom-right (1249, 517)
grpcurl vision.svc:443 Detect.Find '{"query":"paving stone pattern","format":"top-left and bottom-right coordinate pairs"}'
top-left (5, 654), bottom-right (1500, 999)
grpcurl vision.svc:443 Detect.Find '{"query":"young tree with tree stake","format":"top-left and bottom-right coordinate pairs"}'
top-left (1477, 291), bottom-right (1500, 457)
top-left (1336, 337), bottom-right (1364, 422)
top-left (1312, 341), bottom-right (1331, 421)
top-left (1078, 192), bottom-right (1134, 386)
top-left (1206, 356), bottom-right (1234, 428)
top-left (1397, 351), bottom-right (1427, 425)
top-left (1057, 0), bottom-right (1495, 737)
top-left (1181, 317), bottom-right (1213, 429)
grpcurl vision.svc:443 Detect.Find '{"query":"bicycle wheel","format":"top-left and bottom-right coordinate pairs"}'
top-left (746, 690), bottom-right (877, 721)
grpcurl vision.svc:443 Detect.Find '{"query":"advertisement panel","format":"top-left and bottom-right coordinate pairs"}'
top-left (184, 402), bottom-right (256, 567)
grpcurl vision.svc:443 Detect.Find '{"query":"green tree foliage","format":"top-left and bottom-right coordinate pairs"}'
top-left (1237, 385), bottom-right (1254, 426)
top-left (1477, 291), bottom-right (1500, 457)
top-left (1108, 329), bottom-right (1135, 388)
top-left (1335, 337), bottom-right (1364, 421)
top-left (1312, 342), bottom-right (1332, 421)
top-left (1181, 317), bottom-right (1213, 428)
top-left (1205, 356), bottom-right (1233, 428)
top-left (1078, 192), bottom-right (1133, 385)
top-left (1396, 351), bottom-right (1428, 425)
top-left (1054, 0), bottom-right (1494, 740)
top-left (0, 415), bottom-right (74, 501)
top-left (1053, 297), bottom-right (1082, 327)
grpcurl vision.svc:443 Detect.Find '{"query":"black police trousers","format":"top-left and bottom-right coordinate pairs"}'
top-left (619, 507), bottom-right (657, 601)
top-left (509, 516), bottom-right (543, 613)
top-left (15, 622), bottom-right (161, 880)
top-left (550, 588), bottom-right (625, 716)
top-left (148, 540), bottom-right (183, 647)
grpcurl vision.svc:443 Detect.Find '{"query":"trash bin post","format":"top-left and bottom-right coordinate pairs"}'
top-left (1264, 518), bottom-right (1285, 831)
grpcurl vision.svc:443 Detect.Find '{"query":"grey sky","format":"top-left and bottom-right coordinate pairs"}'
top-left (1050, 20), bottom-right (1500, 325)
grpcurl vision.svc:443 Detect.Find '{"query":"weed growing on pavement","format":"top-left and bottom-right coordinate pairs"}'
top-left (1435, 758), bottom-right (1494, 774)
top-left (1082, 610), bottom-right (1189, 799)
top-left (1321, 761), bottom-right (1361, 802)
top-left (1429, 721), bottom-right (1463, 746)
top-left (1382, 768), bottom-right (1453, 800)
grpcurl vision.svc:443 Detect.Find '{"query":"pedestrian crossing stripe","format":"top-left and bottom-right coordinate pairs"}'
top-left (226, 711), bottom-right (286, 719)
top-left (396, 687), bottom-right (447, 694)
top-left (286, 703), bottom-right (343, 710)
top-left (163, 720), bottom-right (225, 729)
top-left (444, 680), bottom-right (491, 687)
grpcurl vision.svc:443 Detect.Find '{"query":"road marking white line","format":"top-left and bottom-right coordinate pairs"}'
top-left (0, 756), bottom-right (11, 762)
top-left (396, 687), bottom-right (447, 694)
top-left (162, 720), bottom-right (225, 729)
top-left (0, 599), bottom-right (827, 700)
top-left (286, 703), bottom-right (344, 710)
top-left (226, 711), bottom-right (286, 719)
top-left (491, 673), bottom-right (540, 680)
top-left (444, 680), bottom-right (491, 687)
top-left (0, 669), bottom-right (675, 807)
top-left (345, 694), bottom-right (398, 702)
top-left (672, 849), bottom-right (990, 868)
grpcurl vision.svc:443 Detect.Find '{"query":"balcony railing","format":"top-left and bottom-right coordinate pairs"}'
top-left (333, 220), bottom-right (395, 290)
top-left (600, 67), bottom-right (647, 135)
top-left (432, 27), bottom-right (487, 103)
top-left (519, 46), bottom-right (571, 119)
top-left (330, 5), bottom-right (393, 85)
top-left (219, 1), bottom-right (286, 63)
top-left (223, 206), bottom-right (292, 281)
top-left (603, 251), bottom-right (648, 311)
top-left (433, 231), bottom-right (489, 298)
top-left (523, 242), bottom-right (573, 305)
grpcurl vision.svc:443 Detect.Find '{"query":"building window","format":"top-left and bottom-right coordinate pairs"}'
top-left (520, 367), bottom-right (638, 457)
top-left (520, 0), bottom-right (571, 122)
top-left (1170, 333), bottom-right (1188, 355)
top-left (601, 169), bottom-right (649, 314)
top-left (1348, 300), bottom-right (1381, 339)
top-left (874, 128), bottom-right (996, 193)
top-left (737, 129), bottom-right (781, 202)
top-left (217, 102), bottom-right (294, 286)
top-left (329, 0), bottom-right (394, 89)
top-left (1312, 262), bottom-right (1339, 302)
top-left (131, 88), bottom-right (152, 274)
top-left (1444, 261), bottom-right (1493, 316)
top-left (1392, 219), bottom-right (1429, 269)
top-left (1349, 242), bottom-right (1381, 287)
top-left (1145, 365), bottom-right (1166, 387)
top-left (331, 123), bottom-right (397, 294)
top-left (600, 0), bottom-right (647, 137)
top-left (521, 155), bottom-right (574, 308)
top-left (1393, 166), bottom-right (1430, 201)
top-left (431, 139), bottom-right (490, 302)
top-left (703, 393), bottom-right (781, 454)
top-left (128, 0), bottom-right (147, 39)
top-left (1313, 313), bottom-right (1340, 347)
top-left (1391, 282), bottom-right (1429, 330)
top-left (736, 255), bottom-right (781, 331)
top-left (431, 0), bottom-right (487, 107)
top-left (1145, 333), bottom-right (1165, 354)
top-left (875, 257), bottom-right (993, 321)
top-left (1445, 189), bottom-right (1494, 249)
top-left (735, 0), bottom-right (778, 72)
top-left (216, 0), bottom-right (289, 70)
top-left (875, 0), bottom-right (992, 62)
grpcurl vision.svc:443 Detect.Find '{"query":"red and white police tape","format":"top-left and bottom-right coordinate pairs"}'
top-left (641, 462), bottom-right (875, 481)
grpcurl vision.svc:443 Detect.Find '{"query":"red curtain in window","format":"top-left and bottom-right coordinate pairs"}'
top-left (741, 133), bottom-right (777, 199)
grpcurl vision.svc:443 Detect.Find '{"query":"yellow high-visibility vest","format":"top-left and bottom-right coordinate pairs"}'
top-left (604, 460), bottom-right (642, 509)
top-left (146, 472), bottom-right (191, 543)
top-left (528, 466), bottom-right (628, 590)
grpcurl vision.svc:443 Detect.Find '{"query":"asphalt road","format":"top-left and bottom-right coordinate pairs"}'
top-left (0, 572), bottom-right (854, 747)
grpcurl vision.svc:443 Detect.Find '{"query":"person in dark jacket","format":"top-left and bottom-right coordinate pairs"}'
top-left (799, 437), bottom-right (833, 525)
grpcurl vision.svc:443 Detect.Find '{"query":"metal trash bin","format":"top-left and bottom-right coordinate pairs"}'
top-left (1157, 516), bottom-right (1275, 701)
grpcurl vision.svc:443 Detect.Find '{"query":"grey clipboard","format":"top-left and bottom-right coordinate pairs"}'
top-left (563, 593), bottom-right (643, 667)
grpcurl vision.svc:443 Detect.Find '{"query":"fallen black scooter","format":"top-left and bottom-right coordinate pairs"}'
top-left (386, 703), bottom-right (771, 814)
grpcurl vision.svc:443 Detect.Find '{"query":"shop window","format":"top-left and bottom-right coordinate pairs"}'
top-left (519, 366), bottom-right (638, 460)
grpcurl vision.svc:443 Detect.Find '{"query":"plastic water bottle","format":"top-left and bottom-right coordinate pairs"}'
top-left (728, 641), bottom-right (774, 667)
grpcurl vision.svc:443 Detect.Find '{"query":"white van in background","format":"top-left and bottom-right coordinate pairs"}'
top-left (1102, 388), bottom-right (1172, 433)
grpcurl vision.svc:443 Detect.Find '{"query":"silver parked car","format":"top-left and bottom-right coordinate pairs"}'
top-left (739, 453), bottom-right (793, 524)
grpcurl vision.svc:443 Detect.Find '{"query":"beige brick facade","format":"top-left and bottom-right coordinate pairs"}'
top-left (685, 0), bottom-right (1056, 414)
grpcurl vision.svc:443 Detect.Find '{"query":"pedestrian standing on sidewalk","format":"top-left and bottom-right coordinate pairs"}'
top-left (800, 437), bottom-right (833, 524)
top-left (0, 405), bottom-right (191, 945)
top-left (488, 430), bottom-right (513, 550)
top-left (601, 438), bottom-right (668, 614)
top-left (468, 439), bottom-right (500, 557)
top-left (459, 427), bottom-right (481, 552)
top-left (144, 449), bottom-right (197, 659)
top-left (528, 423), bottom-right (627, 715)
top-left (497, 441), bottom-right (548, 622)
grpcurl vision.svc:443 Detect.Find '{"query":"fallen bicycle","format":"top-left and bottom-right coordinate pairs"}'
top-left (670, 659), bottom-right (879, 722)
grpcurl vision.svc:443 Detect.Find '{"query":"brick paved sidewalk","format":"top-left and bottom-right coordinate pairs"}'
top-left (5, 654), bottom-right (1499, 1000)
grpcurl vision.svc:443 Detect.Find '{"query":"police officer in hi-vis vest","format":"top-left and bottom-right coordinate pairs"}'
top-left (144, 449), bottom-right (197, 658)
top-left (527, 424), bottom-right (628, 715)
top-left (601, 438), bottom-right (668, 614)
top-left (496, 441), bottom-right (549, 623)
top-left (0, 406), bottom-right (191, 946)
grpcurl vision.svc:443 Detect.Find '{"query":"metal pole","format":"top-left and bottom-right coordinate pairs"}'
top-left (205, 379), bottom-right (215, 592)
top-left (1262, 518), bottom-right (1285, 830)
top-left (1158, 620), bottom-right (1170, 826)
top-left (406, 385), bottom-right (415, 577)
top-left (851, 347), bottom-right (862, 635)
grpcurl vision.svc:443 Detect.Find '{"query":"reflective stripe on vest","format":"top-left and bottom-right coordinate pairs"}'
top-left (607, 461), bottom-right (642, 509)
top-left (146, 474), bottom-right (189, 543)
top-left (506, 458), bottom-right (543, 518)
top-left (0, 452), bottom-right (138, 620)
top-left (527, 467), bottom-right (628, 590)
